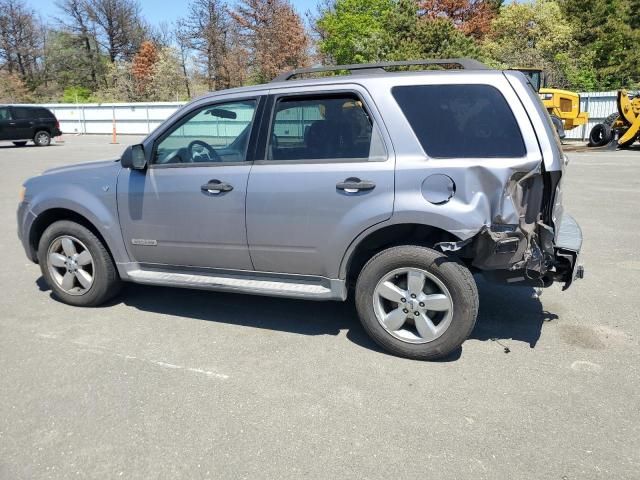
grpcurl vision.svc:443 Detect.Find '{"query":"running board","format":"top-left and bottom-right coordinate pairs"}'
top-left (126, 268), bottom-right (346, 301)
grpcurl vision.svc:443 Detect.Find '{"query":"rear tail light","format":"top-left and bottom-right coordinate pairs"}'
top-left (55, 120), bottom-right (60, 129)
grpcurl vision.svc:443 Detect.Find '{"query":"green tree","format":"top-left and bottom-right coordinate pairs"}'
top-left (560, 0), bottom-right (640, 89)
top-left (147, 47), bottom-right (190, 101)
top-left (45, 31), bottom-right (101, 93)
top-left (316, 0), bottom-right (478, 65)
top-left (385, 0), bottom-right (478, 60)
top-left (315, 0), bottom-right (395, 64)
top-left (481, 0), bottom-right (576, 88)
top-left (61, 86), bottom-right (92, 102)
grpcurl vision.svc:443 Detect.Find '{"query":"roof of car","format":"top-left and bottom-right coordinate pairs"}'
top-left (196, 59), bottom-right (502, 100)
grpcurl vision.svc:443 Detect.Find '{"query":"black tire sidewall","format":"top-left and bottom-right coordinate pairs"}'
top-left (37, 221), bottom-right (120, 307)
top-left (355, 246), bottom-right (478, 360)
top-left (589, 124), bottom-right (611, 147)
top-left (34, 130), bottom-right (51, 146)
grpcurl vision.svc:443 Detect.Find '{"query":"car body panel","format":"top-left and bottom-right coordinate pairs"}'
top-left (116, 164), bottom-right (254, 270)
top-left (17, 67), bottom-right (583, 298)
top-left (20, 159), bottom-right (130, 270)
top-left (245, 83), bottom-right (396, 278)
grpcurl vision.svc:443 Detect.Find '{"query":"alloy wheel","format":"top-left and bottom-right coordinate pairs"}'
top-left (373, 267), bottom-right (454, 344)
top-left (46, 236), bottom-right (95, 295)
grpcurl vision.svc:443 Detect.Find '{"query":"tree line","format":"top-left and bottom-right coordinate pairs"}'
top-left (0, 0), bottom-right (638, 103)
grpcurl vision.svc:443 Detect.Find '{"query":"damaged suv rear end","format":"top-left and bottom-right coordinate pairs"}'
top-left (379, 69), bottom-right (583, 292)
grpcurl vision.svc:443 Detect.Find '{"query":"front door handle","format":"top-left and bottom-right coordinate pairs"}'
top-left (336, 177), bottom-right (376, 193)
top-left (201, 179), bottom-right (233, 194)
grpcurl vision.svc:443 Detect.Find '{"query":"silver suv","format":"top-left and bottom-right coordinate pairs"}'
top-left (17, 59), bottom-right (583, 360)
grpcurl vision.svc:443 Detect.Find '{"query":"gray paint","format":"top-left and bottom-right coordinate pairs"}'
top-left (18, 68), bottom-right (579, 300)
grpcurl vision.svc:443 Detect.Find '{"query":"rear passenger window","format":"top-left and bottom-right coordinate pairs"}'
top-left (392, 85), bottom-right (526, 158)
top-left (267, 94), bottom-right (386, 161)
top-left (12, 108), bottom-right (33, 120)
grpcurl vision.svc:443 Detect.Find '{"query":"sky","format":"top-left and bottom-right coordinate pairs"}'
top-left (30, 0), bottom-right (320, 26)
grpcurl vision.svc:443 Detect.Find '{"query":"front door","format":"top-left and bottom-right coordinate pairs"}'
top-left (246, 89), bottom-right (395, 278)
top-left (117, 98), bottom-right (260, 270)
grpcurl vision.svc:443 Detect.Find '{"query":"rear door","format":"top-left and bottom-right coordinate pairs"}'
top-left (9, 107), bottom-right (35, 139)
top-left (245, 85), bottom-right (395, 278)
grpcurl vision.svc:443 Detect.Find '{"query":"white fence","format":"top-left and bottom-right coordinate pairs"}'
top-left (41, 102), bottom-right (185, 136)
top-left (35, 91), bottom-right (621, 140)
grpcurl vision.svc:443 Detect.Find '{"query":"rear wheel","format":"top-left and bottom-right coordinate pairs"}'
top-left (34, 130), bottom-right (51, 146)
top-left (355, 245), bottom-right (478, 360)
top-left (37, 221), bottom-right (121, 306)
top-left (12, 141), bottom-right (27, 147)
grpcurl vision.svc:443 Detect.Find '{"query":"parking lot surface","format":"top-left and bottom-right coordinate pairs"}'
top-left (1, 136), bottom-right (639, 479)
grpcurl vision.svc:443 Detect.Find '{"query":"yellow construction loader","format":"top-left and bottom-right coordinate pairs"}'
top-left (588, 90), bottom-right (640, 148)
top-left (515, 68), bottom-right (588, 139)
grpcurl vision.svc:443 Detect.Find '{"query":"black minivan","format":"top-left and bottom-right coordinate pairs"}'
top-left (0, 105), bottom-right (62, 147)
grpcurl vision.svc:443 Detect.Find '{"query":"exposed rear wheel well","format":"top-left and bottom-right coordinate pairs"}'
top-left (345, 223), bottom-right (461, 287)
top-left (29, 209), bottom-right (112, 263)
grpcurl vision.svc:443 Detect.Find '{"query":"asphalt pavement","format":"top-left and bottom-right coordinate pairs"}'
top-left (0, 136), bottom-right (638, 479)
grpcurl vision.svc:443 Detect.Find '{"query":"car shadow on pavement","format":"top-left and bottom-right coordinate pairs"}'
top-left (0, 143), bottom-right (62, 149)
top-left (472, 278), bottom-right (559, 349)
top-left (36, 274), bottom-right (559, 360)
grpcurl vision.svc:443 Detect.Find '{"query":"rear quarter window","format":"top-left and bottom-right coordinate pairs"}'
top-left (392, 84), bottom-right (526, 158)
top-left (35, 108), bottom-right (55, 119)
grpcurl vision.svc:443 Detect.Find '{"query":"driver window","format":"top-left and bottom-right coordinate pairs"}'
top-left (154, 99), bottom-right (257, 165)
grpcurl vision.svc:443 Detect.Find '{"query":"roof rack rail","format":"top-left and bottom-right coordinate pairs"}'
top-left (272, 58), bottom-right (488, 82)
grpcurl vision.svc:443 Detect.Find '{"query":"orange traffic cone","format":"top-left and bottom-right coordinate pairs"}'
top-left (110, 114), bottom-right (118, 144)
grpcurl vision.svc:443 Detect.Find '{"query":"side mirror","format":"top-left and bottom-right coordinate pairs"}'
top-left (121, 144), bottom-right (147, 170)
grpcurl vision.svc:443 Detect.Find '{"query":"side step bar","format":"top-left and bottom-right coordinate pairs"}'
top-left (126, 268), bottom-right (347, 301)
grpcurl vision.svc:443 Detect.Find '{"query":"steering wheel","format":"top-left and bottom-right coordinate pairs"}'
top-left (187, 140), bottom-right (221, 162)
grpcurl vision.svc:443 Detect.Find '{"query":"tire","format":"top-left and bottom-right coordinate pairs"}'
top-left (603, 112), bottom-right (619, 127)
top-left (355, 245), bottom-right (478, 360)
top-left (12, 141), bottom-right (27, 147)
top-left (37, 220), bottom-right (121, 307)
top-left (550, 114), bottom-right (566, 139)
top-left (588, 123), bottom-right (613, 147)
top-left (33, 130), bottom-right (51, 146)
top-left (600, 112), bottom-right (638, 149)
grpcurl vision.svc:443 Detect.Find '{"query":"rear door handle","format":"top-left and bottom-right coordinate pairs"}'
top-left (201, 179), bottom-right (233, 194)
top-left (336, 177), bottom-right (376, 193)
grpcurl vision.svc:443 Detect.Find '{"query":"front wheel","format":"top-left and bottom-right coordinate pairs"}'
top-left (355, 245), bottom-right (478, 360)
top-left (13, 141), bottom-right (27, 147)
top-left (37, 220), bottom-right (121, 306)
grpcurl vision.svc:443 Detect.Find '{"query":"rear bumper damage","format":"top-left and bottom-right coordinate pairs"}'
top-left (437, 212), bottom-right (583, 290)
top-left (551, 213), bottom-right (584, 289)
